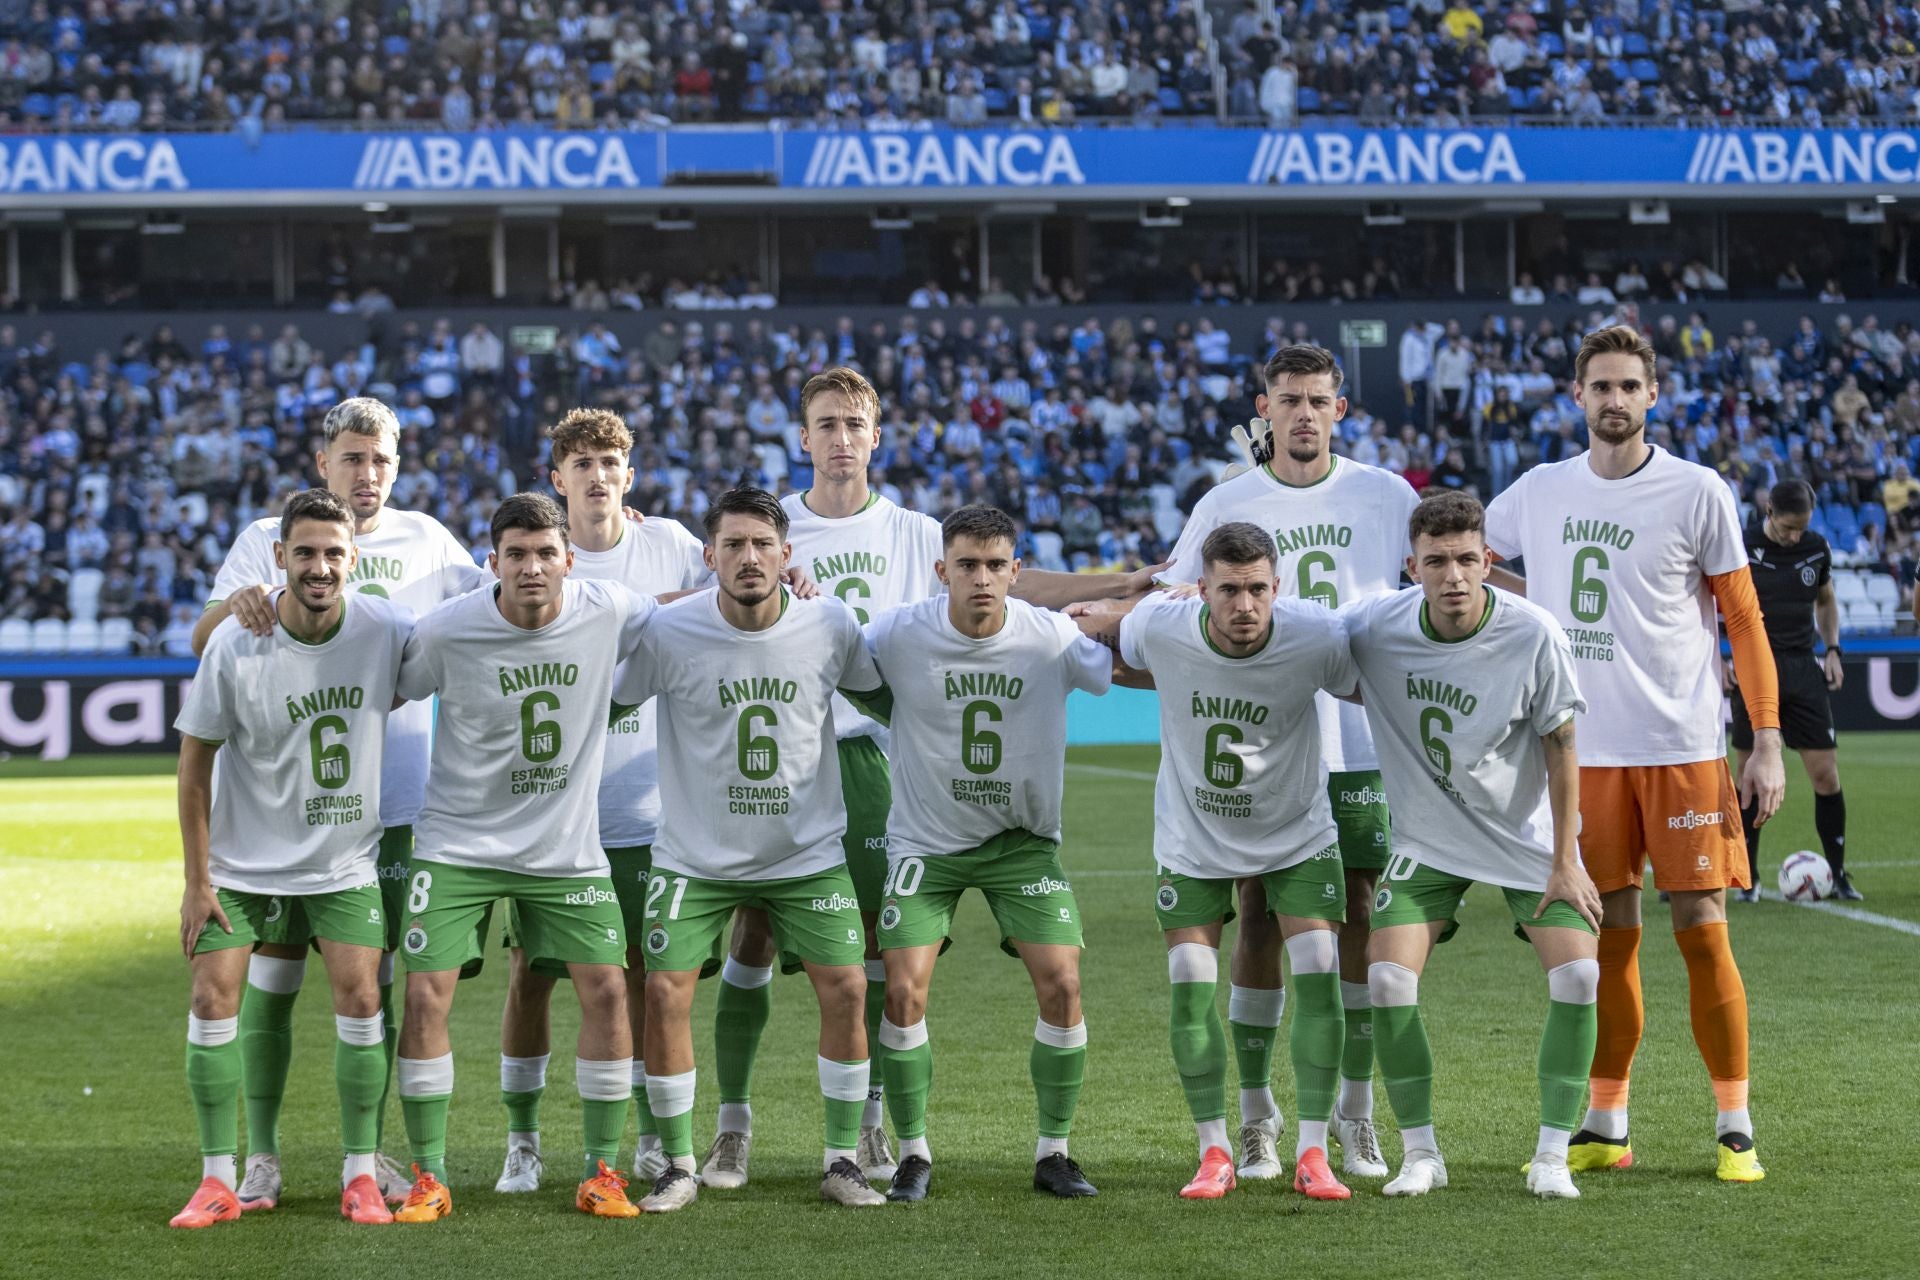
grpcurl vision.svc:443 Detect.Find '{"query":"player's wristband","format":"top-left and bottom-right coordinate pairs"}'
top-left (1828, 645), bottom-right (1843, 657)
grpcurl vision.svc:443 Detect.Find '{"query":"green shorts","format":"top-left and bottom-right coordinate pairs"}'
top-left (840, 735), bottom-right (893, 912)
top-left (513, 845), bottom-right (654, 979)
top-left (1328, 770), bottom-right (1392, 873)
top-left (400, 861), bottom-right (626, 974)
top-left (878, 829), bottom-right (1084, 957)
top-left (1370, 851), bottom-right (1596, 944)
top-left (642, 865), bottom-right (865, 973)
top-left (193, 883), bottom-right (386, 955)
top-left (1153, 843), bottom-right (1346, 931)
top-left (375, 824), bottom-right (414, 951)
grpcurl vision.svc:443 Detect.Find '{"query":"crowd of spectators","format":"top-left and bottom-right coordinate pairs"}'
top-left (8, 0), bottom-right (1920, 133)
top-left (1228, 0), bottom-right (1920, 125)
top-left (0, 0), bottom-right (1215, 133)
top-left (2, 302), bottom-right (1917, 653)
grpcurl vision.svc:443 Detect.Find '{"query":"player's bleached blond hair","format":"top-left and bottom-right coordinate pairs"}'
top-left (321, 396), bottom-right (400, 446)
top-left (1574, 324), bottom-right (1658, 385)
top-left (799, 367), bottom-right (881, 431)
top-left (549, 407), bottom-right (634, 467)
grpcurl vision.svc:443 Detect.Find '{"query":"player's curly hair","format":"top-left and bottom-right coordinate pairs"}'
top-left (1407, 491), bottom-right (1485, 544)
top-left (1261, 343), bottom-right (1344, 394)
top-left (1201, 521), bottom-right (1278, 571)
top-left (1574, 324), bottom-right (1657, 385)
top-left (549, 407), bottom-right (633, 467)
top-left (800, 367), bottom-right (881, 431)
top-left (490, 492), bottom-right (570, 549)
top-left (279, 488), bottom-right (355, 540)
top-left (942, 503), bottom-right (1019, 551)
top-left (705, 486), bottom-right (789, 541)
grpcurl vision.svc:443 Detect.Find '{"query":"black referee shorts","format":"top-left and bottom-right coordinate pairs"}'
top-left (1730, 651), bottom-right (1836, 752)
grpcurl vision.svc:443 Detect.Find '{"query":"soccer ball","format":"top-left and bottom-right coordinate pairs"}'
top-left (1777, 850), bottom-right (1834, 902)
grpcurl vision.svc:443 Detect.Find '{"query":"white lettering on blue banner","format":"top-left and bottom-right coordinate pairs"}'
top-left (352, 135), bottom-right (643, 191)
top-left (1685, 130), bottom-right (1920, 184)
top-left (1245, 131), bottom-right (1526, 185)
top-left (0, 138), bottom-right (188, 194)
top-left (800, 133), bottom-right (1086, 187)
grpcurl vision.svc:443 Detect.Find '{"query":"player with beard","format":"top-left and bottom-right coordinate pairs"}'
top-left (1485, 324), bottom-right (1784, 1183)
top-left (170, 489), bottom-right (413, 1228)
top-left (701, 369), bottom-right (1164, 1192)
top-left (1084, 345), bottom-right (1418, 1184)
top-left (193, 399), bottom-right (487, 1209)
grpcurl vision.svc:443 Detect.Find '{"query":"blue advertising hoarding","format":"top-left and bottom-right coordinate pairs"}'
top-left (3, 126), bottom-right (1920, 204)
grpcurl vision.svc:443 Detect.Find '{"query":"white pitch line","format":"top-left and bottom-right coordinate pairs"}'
top-left (1066, 762), bottom-right (1157, 781)
top-left (1761, 890), bottom-right (1920, 937)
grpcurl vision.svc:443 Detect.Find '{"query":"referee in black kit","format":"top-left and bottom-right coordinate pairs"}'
top-left (1728, 479), bottom-right (1862, 902)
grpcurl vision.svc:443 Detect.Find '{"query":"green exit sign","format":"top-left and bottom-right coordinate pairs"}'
top-left (1340, 320), bottom-right (1388, 348)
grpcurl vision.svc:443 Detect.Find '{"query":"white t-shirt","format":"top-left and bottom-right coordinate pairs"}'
top-left (1159, 456), bottom-right (1419, 772)
top-left (396, 578), bottom-right (655, 878)
top-left (868, 596), bottom-right (1112, 858)
top-left (614, 591), bottom-right (883, 882)
top-left (1119, 595), bottom-right (1352, 877)
top-left (1341, 586), bottom-right (1585, 890)
top-left (174, 595), bottom-right (413, 896)
top-left (1484, 446), bottom-right (1744, 766)
top-left (782, 491), bottom-right (944, 743)
top-left (211, 509), bottom-right (488, 827)
top-left (569, 518), bottom-right (711, 849)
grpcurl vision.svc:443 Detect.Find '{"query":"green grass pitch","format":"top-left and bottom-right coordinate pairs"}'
top-left (3, 739), bottom-right (1917, 1279)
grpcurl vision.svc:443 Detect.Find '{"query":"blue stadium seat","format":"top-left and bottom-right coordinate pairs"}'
top-left (1509, 86), bottom-right (1529, 109)
top-left (20, 92), bottom-right (50, 118)
top-left (588, 61), bottom-right (613, 85)
top-left (1609, 59), bottom-right (1630, 81)
top-left (1623, 33), bottom-right (1650, 56)
top-left (1630, 58), bottom-right (1660, 82)
top-left (1158, 87), bottom-right (1185, 113)
top-left (1028, 15), bottom-right (1054, 40)
top-left (1388, 6), bottom-right (1409, 30)
top-left (1296, 86), bottom-right (1321, 112)
top-left (1540, 32), bottom-right (1563, 56)
top-left (1825, 503), bottom-right (1861, 546)
top-left (747, 59), bottom-right (765, 84)
top-left (983, 87), bottom-right (1008, 111)
top-left (1857, 501), bottom-right (1888, 532)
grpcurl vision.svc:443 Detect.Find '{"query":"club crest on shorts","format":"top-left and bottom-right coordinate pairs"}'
top-left (265, 897), bottom-right (284, 924)
top-left (1156, 880), bottom-right (1179, 911)
top-left (880, 900), bottom-right (902, 931)
top-left (1374, 888), bottom-right (1393, 912)
top-left (645, 925), bottom-right (670, 956)
top-left (404, 923), bottom-right (428, 954)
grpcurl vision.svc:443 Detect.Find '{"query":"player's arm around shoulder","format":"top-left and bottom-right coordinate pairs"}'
top-left (195, 520), bottom-right (281, 655)
top-left (392, 599), bottom-right (450, 705)
top-left (1050, 603), bottom-right (1118, 695)
top-left (1481, 472), bottom-right (1529, 596)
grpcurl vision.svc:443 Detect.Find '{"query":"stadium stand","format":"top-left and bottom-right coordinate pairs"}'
top-left (1, 0), bottom-right (1915, 130)
top-left (0, 0), bottom-right (1217, 128)
top-left (2, 304), bottom-right (1915, 652)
